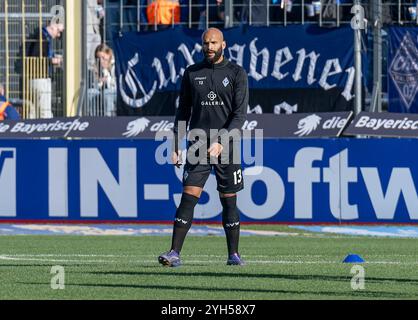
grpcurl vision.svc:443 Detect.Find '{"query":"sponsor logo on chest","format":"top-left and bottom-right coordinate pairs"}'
top-left (201, 91), bottom-right (225, 106)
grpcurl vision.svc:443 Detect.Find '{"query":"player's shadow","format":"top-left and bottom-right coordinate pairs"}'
top-left (73, 270), bottom-right (418, 298)
top-left (23, 281), bottom-right (413, 299)
top-left (82, 270), bottom-right (418, 285)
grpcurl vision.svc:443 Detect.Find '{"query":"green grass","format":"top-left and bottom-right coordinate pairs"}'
top-left (1, 225), bottom-right (418, 300)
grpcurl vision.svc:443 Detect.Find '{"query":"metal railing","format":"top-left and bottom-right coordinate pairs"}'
top-left (100, 0), bottom-right (418, 38)
top-left (0, 0), bottom-right (65, 119)
top-left (81, 57), bottom-right (117, 117)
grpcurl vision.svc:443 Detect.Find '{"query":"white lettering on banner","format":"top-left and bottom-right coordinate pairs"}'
top-left (342, 67), bottom-right (356, 101)
top-left (49, 148), bottom-right (68, 217)
top-left (151, 120), bottom-right (174, 132)
top-left (166, 52), bottom-right (180, 85)
top-left (242, 120), bottom-right (258, 131)
top-left (285, 148), bottom-right (418, 221)
top-left (237, 167), bottom-right (285, 219)
top-left (120, 40), bottom-right (356, 108)
top-left (249, 38), bottom-right (270, 81)
top-left (0, 123), bottom-right (10, 132)
top-left (0, 149), bottom-right (16, 217)
top-left (288, 148), bottom-right (323, 219)
top-left (361, 168), bottom-right (418, 219)
top-left (120, 54), bottom-right (157, 108)
top-left (293, 49), bottom-right (320, 85)
top-left (153, 52), bottom-right (181, 89)
top-left (271, 47), bottom-right (293, 81)
top-left (178, 43), bottom-right (203, 76)
top-left (153, 57), bottom-right (170, 89)
top-left (319, 59), bottom-right (343, 91)
top-left (323, 117), bottom-right (348, 129)
top-left (71, 147), bottom-right (417, 221)
top-left (355, 116), bottom-right (418, 131)
top-left (6, 146), bottom-right (418, 221)
top-left (80, 148), bottom-right (137, 218)
top-left (323, 149), bottom-right (358, 220)
top-left (7, 119), bottom-right (89, 135)
top-left (228, 44), bottom-right (246, 67)
top-left (72, 147), bottom-right (418, 221)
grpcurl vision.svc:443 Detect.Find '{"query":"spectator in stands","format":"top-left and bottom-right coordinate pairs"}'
top-left (270, 0), bottom-right (303, 24)
top-left (198, 0), bottom-right (225, 30)
top-left (138, 0), bottom-right (150, 30)
top-left (179, 0), bottom-right (191, 25)
top-left (94, 44), bottom-right (117, 116)
top-left (25, 20), bottom-right (64, 118)
top-left (124, 0), bottom-right (143, 30)
top-left (26, 21), bottom-right (64, 65)
top-left (398, 0), bottom-right (416, 23)
top-left (147, 0), bottom-right (181, 29)
top-left (105, 0), bottom-right (146, 45)
top-left (87, 0), bottom-right (105, 68)
top-left (0, 83), bottom-right (20, 121)
top-left (106, 0), bottom-right (122, 44)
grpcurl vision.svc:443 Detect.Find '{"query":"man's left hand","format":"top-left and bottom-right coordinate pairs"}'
top-left (208, 142), bottom-right (224, 158)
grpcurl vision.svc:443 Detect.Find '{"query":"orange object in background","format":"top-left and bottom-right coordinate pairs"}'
top-left (147, 0), bottom-right (181, 25)
top-left (0, 102), bottom-right (11, 120)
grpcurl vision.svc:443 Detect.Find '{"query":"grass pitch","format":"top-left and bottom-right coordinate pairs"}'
top-left (1, 225), bottom-right (418, 300)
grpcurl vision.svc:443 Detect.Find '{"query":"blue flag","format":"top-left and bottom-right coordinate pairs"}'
top-left (388, 27), bottom-right (418, 113)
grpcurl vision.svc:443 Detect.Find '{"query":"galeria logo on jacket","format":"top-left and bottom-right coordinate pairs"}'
top-left (201, 91), bottom-right (225, 107)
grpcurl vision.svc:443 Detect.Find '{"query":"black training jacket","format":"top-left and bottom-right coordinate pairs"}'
top-left (174, 58), bottom-right (249, 145)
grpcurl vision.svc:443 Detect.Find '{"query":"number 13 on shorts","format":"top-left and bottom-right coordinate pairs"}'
top-left (233, 169), bottom-right (242, 185)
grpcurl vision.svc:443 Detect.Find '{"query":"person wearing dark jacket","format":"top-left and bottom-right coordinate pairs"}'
top-left (24, 21), bottom-right (64, 118)
top-left (26, 22), bottom-right (64, 64)
top-left (158, 28), bottom-right (249, 267)
top-left (241, 0), bottom-right (268, 25)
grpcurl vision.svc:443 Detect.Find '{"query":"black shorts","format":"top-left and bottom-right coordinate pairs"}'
top-left (182, 141), bottom-right (244, 194)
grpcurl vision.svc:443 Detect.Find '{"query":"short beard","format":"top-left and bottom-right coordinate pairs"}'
top-left (205, 48), bottom-right (223, 64)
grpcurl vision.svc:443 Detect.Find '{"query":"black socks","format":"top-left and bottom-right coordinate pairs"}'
top-left (171, 193), bottom-right (240, 257)
top-left (171, 193), bottom-right (200, 253)
top-left (221, 196), bottom-right (240, 256)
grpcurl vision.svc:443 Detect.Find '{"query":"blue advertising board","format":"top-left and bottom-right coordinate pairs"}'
top-left (0, 138), bottom-right (417, 224)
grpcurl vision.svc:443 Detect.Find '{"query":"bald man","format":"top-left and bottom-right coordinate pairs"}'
top-left (158, 28), bottom-right (249, 267)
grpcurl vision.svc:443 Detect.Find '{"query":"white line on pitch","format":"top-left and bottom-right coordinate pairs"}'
top-left (0, 255), bottom-right (416, 265)
top-left (0, 254), bottom-right (129, 257)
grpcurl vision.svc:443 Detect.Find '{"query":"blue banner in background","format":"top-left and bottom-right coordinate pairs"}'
top-left (0, 138), bottom-right (417, 224)
top-left (114, 26), bottom-right (357, 114)
top-left (388, 27), bottom-right (418, 113)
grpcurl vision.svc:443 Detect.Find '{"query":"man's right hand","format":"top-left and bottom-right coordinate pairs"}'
top-left (51, 56), bottom-right (62, 66)
top-left (172, 150), bottom-right (182, 168)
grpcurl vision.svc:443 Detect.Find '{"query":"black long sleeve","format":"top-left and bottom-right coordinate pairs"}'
top-left (218, 67), bottom-right (249, 142)
top-left (173, 58), bottom-right (248, 148)
top-left (173, 69), bottom-right (192, 151)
